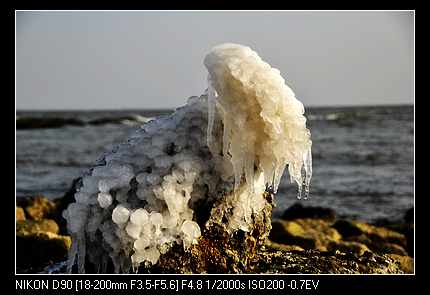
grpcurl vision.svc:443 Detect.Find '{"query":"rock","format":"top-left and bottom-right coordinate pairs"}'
top-left (270, 220), bottom-right (303, 245)
top-left (327, 240), bottom-right (370, 255)
top-left (251, 249), bottom-right (403, 274)
top-left (386, 221), bottom-right (414, 257)
top-left (345, 234), bottom-right (373, 245)
top-left (16, 197), bottom-right (69, 272)
top-left (333, 219), bottom-right (407, 248)
top-left (282, 203), bottom-right (336, 221)
top-left (264, 239), bottom-right (304, 252)
top-left (16, 206), bottom-right (26, 221)
top-left (106, 190), bottom-right (276, 274)
top-left (87, 116), bottom-right (137, 125)
top-left (333, 220), bottom-right (363, 236)
top-left (269, 219), bottom-right (341, 251)
top-left (270, 218), bottom-right (411, 258)
top-left (388, 254), bottom-right (414, 274)
top-left (344, 234), bottom-right (408, 256)
top-left (16, 231), bottom-right (71, 270)
top-left (43, 247), bottom-right (404, 274)
top-left (18, 195), bottom-right (57, 220)
top-left (372, 243), bottom-right (409, 256)
top-left (16, 219), bottom-right (59, 234)
top-left (404, 207), bottom-right (414, 222)
top-left (43, 200), bottom-right (410, 274)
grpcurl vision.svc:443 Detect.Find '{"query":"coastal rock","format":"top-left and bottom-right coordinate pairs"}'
top-left (84, 190), bottom-right (276, 274)
top-left (16, 195), bottom-right (70, 272)
top-left (388, 254), bottom-right (414, 274)
top-left (16, 219), bottom-right (60, 234)
top-left (269, 220), bottom-right (303, 245)
top-left (18, 195), bottom-right (58, 220)
top-left (327, 240), bottom-right (370, 255)
top-left (386, 221), bottom-right (414, 257)
top-left (333, 220), bottom-right (407, 247)
top-left (147, 243), bottom-right (403, 274)
top-left (16, 206), bottom-right (26, 221)
top-left (270, 216), bottom-right (411, 262)
top-left (282, 203), bottom-right (336, 221)
top-left (343, 234), bottom-right (407, 256)
top-left (404, 207), bottom-right (414, 222)
top-left (16, 231), bottom-right (71, 269)
top-left (269, 219), bottom-right (341, 251)
top-left (264, 239), bottom-right (305, 252)
top-left (252, 249), bottom-right (402, 274)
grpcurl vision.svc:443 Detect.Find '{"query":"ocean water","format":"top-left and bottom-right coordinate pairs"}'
top-left (15, 105), bottom-right (414, 224)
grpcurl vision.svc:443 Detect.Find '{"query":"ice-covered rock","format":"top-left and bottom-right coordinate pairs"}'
top-left (63, 43), bottom-right (312, 273)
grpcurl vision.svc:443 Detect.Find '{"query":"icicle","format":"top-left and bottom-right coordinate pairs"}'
top-left (207, 75), bottom-right (216, 145)
top-left (222, 113), bottom-right (232, 157)
top-left (274, 161), bottom-right (287, 194)
top-left (77, 229), bottom-right (86, 273)
top-left (297, 147), bottom-right (312, 199)
top-left (302, 146), bottom-right (313, 199)
top-left (296, 164), bottom-right (305, 200)
top-left (66, 237), bottom-right (77, 274)
top-left (244, 142), bottom-right (255, 193)
top-left (231, 138), bottom-right (245, 191)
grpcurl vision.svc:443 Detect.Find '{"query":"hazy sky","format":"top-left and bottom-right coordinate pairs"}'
top-left (16, 11), bottom-right (414, 110)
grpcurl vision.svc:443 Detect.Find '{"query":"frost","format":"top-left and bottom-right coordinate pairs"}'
top-left (63, 43), bottom-right (312, 273)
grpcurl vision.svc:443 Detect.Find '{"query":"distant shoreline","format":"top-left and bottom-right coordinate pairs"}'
top-left (16, 104), bottom-right (413, 113)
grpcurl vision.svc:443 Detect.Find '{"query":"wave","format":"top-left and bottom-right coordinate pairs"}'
top-left (16, 115), bottom-right (155, 130)
top-left (307, 112), bottom-right (366, 121)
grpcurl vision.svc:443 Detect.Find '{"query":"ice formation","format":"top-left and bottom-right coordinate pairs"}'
top-left (63, 43), bottom-right (312, 273)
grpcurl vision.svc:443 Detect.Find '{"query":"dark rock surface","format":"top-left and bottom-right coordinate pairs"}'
top-left (267, 204), bottom-right (414, 273)
top-left (282, 203), bottom-right (336, 221)
top-left (16, 231), bottom-right (71, 270)
top-left (16, 206), bottom-right (26, 221)
top-left (251, 249), bottom-right (402, 274)
top-left (16, 194), bottom-right (73, 273)
top-left (16, 189), bottom-right (413, 274)
top-left (18, 195), bottom-right (58, 220)
top-left (16, 219), bottom-right (60, 234)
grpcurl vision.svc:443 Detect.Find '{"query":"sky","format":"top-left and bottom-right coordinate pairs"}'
top-left (16, 11), bottom-right (414, 110)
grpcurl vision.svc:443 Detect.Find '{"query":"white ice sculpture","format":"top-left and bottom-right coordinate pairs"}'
top-left (63, 43), bottom-right (312, 273)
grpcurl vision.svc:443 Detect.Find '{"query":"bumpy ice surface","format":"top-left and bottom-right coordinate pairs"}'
top-left (63, 43), bottom-right (312, 273)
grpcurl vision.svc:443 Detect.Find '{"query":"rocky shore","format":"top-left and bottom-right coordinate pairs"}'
top-left (15, 186), bottom-right (414, 274)
top-left (266, 204), bottom-right (414, 274)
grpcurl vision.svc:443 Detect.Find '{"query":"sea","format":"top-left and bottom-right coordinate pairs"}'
top-left (15, 105), bottom-right (414, 224)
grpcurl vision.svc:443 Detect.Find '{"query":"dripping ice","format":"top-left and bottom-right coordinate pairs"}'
top-left (63, 43), bottom-right (312, 273)
top-left (206, 76), bottom-right (217, 145)
top-left (204, 43), bottom-right (312, 196)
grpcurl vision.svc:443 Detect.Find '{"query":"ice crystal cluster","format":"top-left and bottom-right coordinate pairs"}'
top-left (63, 43), bottom-right (312, 273)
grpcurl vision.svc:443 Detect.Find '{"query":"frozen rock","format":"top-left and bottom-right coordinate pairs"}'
top-left (63, 43), bottom-right (312, 273)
